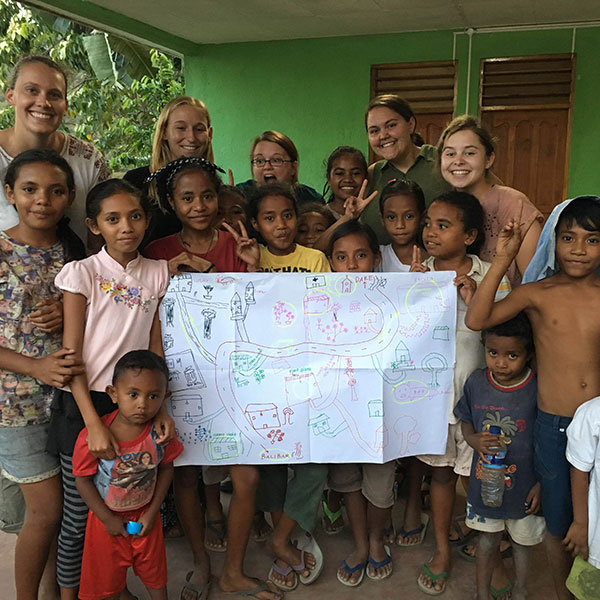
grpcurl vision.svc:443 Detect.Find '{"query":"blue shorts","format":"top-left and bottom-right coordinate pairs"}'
top-left (0, 423), bottom-right (60, 484)
top-left (533, 410), bottom-right (573, 537)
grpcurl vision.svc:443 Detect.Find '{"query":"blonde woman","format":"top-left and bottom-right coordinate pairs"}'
top-left (124, 96), bottom-right (214, 244)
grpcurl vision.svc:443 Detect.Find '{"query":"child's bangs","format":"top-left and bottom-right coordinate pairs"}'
top-left (557, 196), bottom-right (600, 233)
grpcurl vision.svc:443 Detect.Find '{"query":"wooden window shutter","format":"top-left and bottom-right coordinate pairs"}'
top-left (479, 54), bottom-right (575, 216)
top-left (480, 55), bottom-right (574, 110)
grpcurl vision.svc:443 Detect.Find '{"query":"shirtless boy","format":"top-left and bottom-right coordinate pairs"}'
top-left (465, 196), bottom-right (600, 600)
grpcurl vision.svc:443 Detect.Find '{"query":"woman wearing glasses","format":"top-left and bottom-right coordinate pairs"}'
top-left (236, 130), bottom-right (323, 204)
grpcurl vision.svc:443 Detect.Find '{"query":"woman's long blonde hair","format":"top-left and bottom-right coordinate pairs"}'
top-left (148, 96), bottom-right (214, 208)
top-left (151, 96), bottom-right (214, 171)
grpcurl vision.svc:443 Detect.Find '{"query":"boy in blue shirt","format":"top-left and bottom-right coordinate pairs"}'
top-left (456, 313), bottom-right (544, 600)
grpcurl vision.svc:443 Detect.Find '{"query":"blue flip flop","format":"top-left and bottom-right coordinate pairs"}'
top-left (396, 512), bottom-right (430, 546)
top-left (337, 560), bottom-right (366, 587)
top-left (366, 545), bottom-right (392, 580)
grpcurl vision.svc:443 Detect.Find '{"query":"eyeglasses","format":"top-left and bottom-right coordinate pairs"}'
top-left (251, 157), bottom-right (293, 168)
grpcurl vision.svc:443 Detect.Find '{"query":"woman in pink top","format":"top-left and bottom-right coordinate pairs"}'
top-left (438, 116), bottom-right (544, 287)
top-left (48, 179), bottom-right (173, 599)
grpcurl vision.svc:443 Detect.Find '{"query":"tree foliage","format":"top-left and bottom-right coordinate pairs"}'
top-left (0, 0), bottom-right (184, 171)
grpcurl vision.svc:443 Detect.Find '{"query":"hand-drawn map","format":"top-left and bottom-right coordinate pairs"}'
top-left (160, 272), bottom-right (457, 465)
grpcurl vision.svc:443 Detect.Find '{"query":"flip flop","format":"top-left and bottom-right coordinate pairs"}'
top-left (366, 544), bottom-right (392, 581)
top-left (459, 535), bottom-right (513, 563)
top-left (321, 497), bottom-right (344, 534)
top-left (397, 512), bottom-right (430, 546)
top-left (337, 560), bottom-right (366, 587)
top-left (205, 518), bottom-right (227, 552)
top-left (448, 517), bottom-right (476, 546)
top-left (292, 531), bottom-right (324, 585)
top-left (268, 560), bottom-right (298, 591)
top-left (383, 523), bottom-right (396, 544)
top-left (180, 571), bottom-right (210, 600)
top-left (490, 583), bottom-right (513, 599)
top-left (417, 563), bottom-right (449, 596)
top-left (224, 578), bottom-right (283, 599)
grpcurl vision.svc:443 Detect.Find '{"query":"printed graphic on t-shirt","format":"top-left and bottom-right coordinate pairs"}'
top-left (94, 433), bottom-right (164, 510)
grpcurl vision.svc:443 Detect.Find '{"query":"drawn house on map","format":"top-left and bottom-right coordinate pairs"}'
top-left (245, 403), bottom-right (281, 430)
top-left (170, 393), bottom-right (203, 424)
top-left (394, 341), bottom-right (413, 369)
top-left (368, 399), bottom-right (384, 417)
top-left (308, 413), bottom-right (330, 435)
top-left (303, 292), bottom-right (329, 315)
top-left (209, 435), bottom-right (241, 460)
top-left (165, 350), bottom-right (206, 393)
top-left (341, 276), bottom-right (352, 294)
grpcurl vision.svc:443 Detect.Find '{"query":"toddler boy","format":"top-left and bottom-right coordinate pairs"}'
top-left (73, 350), bottom-right (183, 600)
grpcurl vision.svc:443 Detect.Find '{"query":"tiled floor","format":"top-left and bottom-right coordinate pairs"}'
top-left (0, 489), bottom-right (558, 599)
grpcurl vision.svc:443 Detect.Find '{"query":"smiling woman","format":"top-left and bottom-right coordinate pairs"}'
top-left (361, 94), bottom-right (450, 243)
top-left (124, 96), bottom-right (214, 245)
top-left (0, 55), bottom-right (111, 245)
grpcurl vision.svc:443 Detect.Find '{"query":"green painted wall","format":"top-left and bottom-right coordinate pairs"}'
top-left (35, 2), bottom-right (600, 197)
top-left (184, 30), bottom-right (455, 190)
top-left (185, 27), bottom-right (600, 198)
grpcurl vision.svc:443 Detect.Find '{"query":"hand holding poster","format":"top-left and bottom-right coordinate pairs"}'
top-left (161, 271), bottom-right (456, 466)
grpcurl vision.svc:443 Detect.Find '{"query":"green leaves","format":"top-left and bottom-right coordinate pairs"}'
top-left (0, 0), bottom-right (184, 171)
top-left (83, 33), bottom-right (118, 82)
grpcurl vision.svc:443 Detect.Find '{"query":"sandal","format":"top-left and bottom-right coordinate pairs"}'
top-left (268, 560), bottom-right (299, 591)
top-left (366, 545), bottom-right (392, 581)
top-left (490, 583), bottom-right (513, 599)
top-left (459, 534), bottom-right (513, 563)
top-left (337, 560), bottom-right (366, 587)
top-left (396, 513), bottom-right (430, 546)
top-left (180, 571), bottom-right (210, 600)
top-left (204, 518), bottom-right (227, 552)
top-left (321, 495), bottom-right (344, 535)
top-left (448, 517), bottom-right (476, 546)
top-left (417, 563), bottom-right (449, 596)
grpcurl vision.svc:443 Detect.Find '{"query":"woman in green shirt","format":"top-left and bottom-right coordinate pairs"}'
top-left (363, 95), bottom-right (450, 242)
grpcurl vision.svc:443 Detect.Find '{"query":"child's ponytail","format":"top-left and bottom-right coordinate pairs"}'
top-left (56, 216), bottom-right (86, 263)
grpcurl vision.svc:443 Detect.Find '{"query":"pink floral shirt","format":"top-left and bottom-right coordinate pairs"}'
top-left (55, 248), bottom-right (169, 391)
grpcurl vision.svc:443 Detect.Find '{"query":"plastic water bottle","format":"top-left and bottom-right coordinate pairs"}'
top-left (480, 425), bottom-right (507, 508)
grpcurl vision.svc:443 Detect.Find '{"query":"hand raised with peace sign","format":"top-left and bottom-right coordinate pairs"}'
top-left (222, 221), bottom-right (261, 272)
top-left (343, 179), bottom-right (378, 220)
top-left (496, 200), bottom-right (539, 264)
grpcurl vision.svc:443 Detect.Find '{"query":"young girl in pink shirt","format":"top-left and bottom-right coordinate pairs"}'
top-left (48, 179), bottom-right (174, 599)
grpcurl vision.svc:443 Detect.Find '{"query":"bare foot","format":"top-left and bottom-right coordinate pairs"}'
top-left (252, 511), bottom-right (273, 542)
top-left (205, 518), bottom-right (227, 551)
top-left (367, 542), bottom-right (392, 580)
top-left (337, 549), bottom-right (368, 585)
top-left (383, 521), bottom-right (395, 545)
top-left (220, 573), bottom-right (282, 600)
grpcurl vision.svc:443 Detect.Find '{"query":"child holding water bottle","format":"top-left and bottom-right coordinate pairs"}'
top-left (454, 313), bottom-right (544, 600)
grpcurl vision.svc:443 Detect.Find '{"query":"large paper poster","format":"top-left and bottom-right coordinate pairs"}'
top-left (160, 272), bottom-right (457, 466)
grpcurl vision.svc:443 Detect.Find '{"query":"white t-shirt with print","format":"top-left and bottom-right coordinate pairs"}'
top-left (566, 396), bottom-right (600, 569)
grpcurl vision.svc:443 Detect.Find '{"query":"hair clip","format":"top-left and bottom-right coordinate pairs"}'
top-left (144, 157), bottom-right (225, 188)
